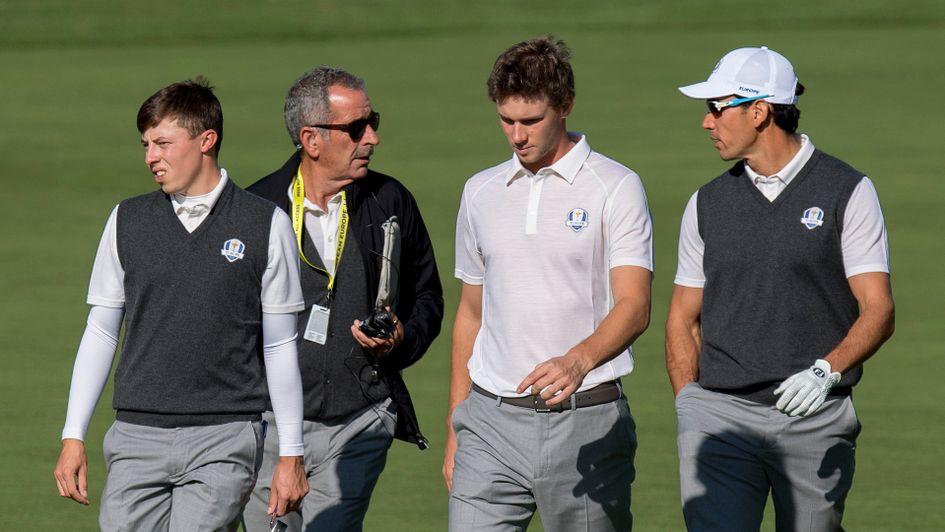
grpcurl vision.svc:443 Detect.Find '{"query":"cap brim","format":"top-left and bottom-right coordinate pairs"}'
top-left (678, 81), bottom-right (733, 100)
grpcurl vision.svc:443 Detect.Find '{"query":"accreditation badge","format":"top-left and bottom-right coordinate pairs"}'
top-left (303, 304), bottom-right (331, 345)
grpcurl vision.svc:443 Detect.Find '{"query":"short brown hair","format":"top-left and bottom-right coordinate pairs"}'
top-left (487, 36), bottom-right (575, 110)
top-left (136, 77), bottom-right (224, 157)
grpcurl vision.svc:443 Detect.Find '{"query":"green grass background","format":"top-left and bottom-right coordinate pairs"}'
top-left (2, 1), bottom-right (943, 530)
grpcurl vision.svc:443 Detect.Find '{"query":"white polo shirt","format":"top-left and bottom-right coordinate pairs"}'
top-left (455, 134), bottom-right (653, 397)
top-left (674, 135), bottom-right (890, 287)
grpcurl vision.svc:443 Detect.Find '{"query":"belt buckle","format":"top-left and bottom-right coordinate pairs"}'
top-left (533, 396), bottom-right (551, 413)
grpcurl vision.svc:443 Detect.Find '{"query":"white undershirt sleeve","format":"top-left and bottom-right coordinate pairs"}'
top-left (61, 305), bottom-right (124, 441)
top-left (262, 311), bottom-right (304, 456)
top-left (87, 206), bottom-right (125, 307)
top-left (842, 177), bottom-right (890, 277)
top-left (674, 191), bottom-right (706, 288)
top-left (262, 209), bottom-right (306, 313)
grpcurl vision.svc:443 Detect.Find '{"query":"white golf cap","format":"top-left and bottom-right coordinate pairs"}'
top-left (678, 46), bottom-right (799, 105)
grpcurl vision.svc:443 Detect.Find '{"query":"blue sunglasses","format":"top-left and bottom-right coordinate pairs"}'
top-left (706, 94), bottom-right (772, 114)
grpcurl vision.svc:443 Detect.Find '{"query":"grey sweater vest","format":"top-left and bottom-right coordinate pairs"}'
top-left (697, 150), bottom-right (864, 400)
top-left (114, 181), bottom-right (274, 427)
top-left (295, 226), bottom-right (391, 420)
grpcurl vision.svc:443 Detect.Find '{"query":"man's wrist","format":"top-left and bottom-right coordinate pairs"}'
top-left (813, 358), bottom-right (842, 386)
top-left (565, 346), bottom-right (596, 375)
top-left (673, 379), bottom-right (695, 396)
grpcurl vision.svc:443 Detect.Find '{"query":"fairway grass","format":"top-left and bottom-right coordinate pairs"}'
top-left (2, 2), bottom-right (943, 530)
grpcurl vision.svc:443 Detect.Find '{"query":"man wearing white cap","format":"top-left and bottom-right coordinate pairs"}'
top-left (666, 46), bottom-right (895, 530)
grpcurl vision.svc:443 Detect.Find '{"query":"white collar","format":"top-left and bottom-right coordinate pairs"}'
top-left (284, 183), bottom-right (344, 215)
top-left (744, 134), bottom-right (815, 186)
top-left (171, 168), bottom-right (228, 212)
top-left (506, 133), bottom-right (591, 185)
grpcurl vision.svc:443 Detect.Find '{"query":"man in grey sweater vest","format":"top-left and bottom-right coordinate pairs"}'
top-left (53, 78), bottom-right (309, 531)
top-left (666, 47), bottom-right (895, 530)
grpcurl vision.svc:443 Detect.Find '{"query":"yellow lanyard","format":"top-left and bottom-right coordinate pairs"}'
top-left (291, 167), bottom-right (349, 296)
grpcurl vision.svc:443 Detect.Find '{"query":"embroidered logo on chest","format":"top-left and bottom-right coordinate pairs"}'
top-left (221, 238), bottom-right (246, 262)
top-left (800, 207), bottom-right (825, 230)
top-left (566, 208), bottom-right (589, 232)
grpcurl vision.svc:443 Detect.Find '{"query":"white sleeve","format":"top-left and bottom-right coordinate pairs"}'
top-left (606, 171), bottom-right (654, 271)
top-left (674, 191), bottom-right (706, 287)
top-left (61, 305), bottom-right (124, 441)
top-left (262, 311), bottom-right (304, 456)
top-left (842, 177), bottom-right (890, 277)
top-left (454, 185), bottom-right (485, 284)
top-left (261, 209), bottom-right (306, 314)
top-left (87, 206), bottom-right (125, 307)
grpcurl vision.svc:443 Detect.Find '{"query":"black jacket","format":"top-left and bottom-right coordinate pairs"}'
top-left (248, 152), bottom-right (444, 448)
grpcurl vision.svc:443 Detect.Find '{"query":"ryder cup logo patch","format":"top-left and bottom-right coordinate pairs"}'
top-left (800, 207), bottom-right (825, 230)
top-left (221, 238), bottom-right (246, 262)
top-left (566, 208), bottom-right (589, 232)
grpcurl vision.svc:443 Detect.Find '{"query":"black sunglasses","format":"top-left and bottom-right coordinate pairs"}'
top-left (309, 111), bottom-right (380, 140)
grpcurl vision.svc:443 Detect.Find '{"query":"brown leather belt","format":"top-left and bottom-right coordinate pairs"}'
top-left (471, 381), bottom-right (622, 412)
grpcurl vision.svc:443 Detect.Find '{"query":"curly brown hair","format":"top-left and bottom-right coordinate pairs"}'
top-left (487, 36), bottom-right (575, 111)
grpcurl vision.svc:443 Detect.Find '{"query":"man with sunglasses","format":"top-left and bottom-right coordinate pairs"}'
top-left (242, 66), bottom-right (443, 532)
top-left (445, 37), bottom-right (653, 531)
top-left (667, 46), bottom-right (895, 530)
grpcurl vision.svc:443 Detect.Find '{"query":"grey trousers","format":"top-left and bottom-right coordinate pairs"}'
top-left (449, 389), bottom-right (637, 532)
top-left (675, 383), bottom-right (860, 532)
top-left (242, 399), bottom-right (397, 532)
top-left (99, 420), bottom-right (263, 532)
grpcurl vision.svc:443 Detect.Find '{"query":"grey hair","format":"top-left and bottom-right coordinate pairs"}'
top-left (284, 66), bottom-right (366, 148)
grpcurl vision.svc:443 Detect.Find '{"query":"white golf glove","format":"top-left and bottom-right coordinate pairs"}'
top-left (774, 359), bottom-right (842, 417)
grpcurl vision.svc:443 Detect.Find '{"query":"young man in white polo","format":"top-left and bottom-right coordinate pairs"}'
top-left (444, 36), bottom-right (654, 531)
top-left (54, 78), bottom-right (309, 530)
top-left (667, 46), bottom-right (895, 530)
